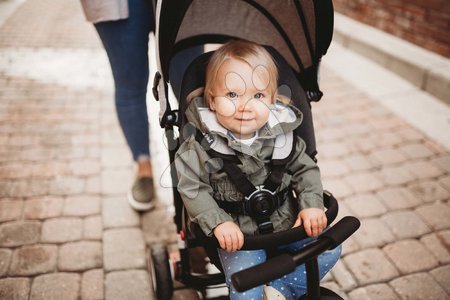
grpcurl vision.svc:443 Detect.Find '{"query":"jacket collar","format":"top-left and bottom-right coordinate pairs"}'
top-left (185, 96), bottom-right (302, 157)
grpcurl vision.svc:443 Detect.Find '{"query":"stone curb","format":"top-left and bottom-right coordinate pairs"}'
top-left (333, 13), bottom-right (450, 105)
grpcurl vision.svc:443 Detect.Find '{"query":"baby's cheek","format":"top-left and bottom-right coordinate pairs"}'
top-left (214, 97), bottom-right (236, 117)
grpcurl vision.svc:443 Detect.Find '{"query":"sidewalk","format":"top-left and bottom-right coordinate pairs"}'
top-left (0, 0), bottom-right (449, 299)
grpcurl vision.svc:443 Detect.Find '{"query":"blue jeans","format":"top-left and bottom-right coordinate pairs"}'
top-left (94, 0), bottom-right (202, 161)
top-left (218, 237), bottom-right (342, 300)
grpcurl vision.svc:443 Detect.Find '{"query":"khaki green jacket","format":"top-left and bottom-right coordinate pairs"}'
top-left (175, 97), bottom-right (323, 236)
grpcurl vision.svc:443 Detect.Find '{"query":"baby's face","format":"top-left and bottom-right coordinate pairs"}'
top-left (210, 58), bottom-right (273, 139)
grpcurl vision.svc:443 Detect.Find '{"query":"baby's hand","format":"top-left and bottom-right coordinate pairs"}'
top-left (292, 208), bottom-right (327, 237)
top-left (213, 221), bottom-right (244, 252)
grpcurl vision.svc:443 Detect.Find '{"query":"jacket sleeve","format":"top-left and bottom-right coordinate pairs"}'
top-left (175, 137), bottom-right (234, 236)
top-left (286, 137), bottom-right (324, 210)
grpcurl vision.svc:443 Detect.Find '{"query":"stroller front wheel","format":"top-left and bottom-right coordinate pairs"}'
top-left (150, 244), bottom-right (173, 300)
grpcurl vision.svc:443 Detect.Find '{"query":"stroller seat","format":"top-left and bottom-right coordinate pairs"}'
top-left (150, 45), bottom-right (359, 300)
top-left (150, 1), bottom-right (359, 299)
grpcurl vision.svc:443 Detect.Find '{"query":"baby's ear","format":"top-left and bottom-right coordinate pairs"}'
top-left (208, 94), bottom-right (216, 111)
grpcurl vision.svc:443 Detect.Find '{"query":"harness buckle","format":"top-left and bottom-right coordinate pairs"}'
top-left (244, 186), bottom-right (277, 218)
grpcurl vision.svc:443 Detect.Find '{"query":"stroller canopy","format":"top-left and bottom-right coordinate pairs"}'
top-left (155, 0), bottom-right (333, 82)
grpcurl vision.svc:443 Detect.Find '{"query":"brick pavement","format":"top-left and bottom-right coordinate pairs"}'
top-left (0, 0), bottom-right (449, 300)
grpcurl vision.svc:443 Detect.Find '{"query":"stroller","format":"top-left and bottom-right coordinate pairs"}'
top-left (150, 0), bottom-right (360, 299)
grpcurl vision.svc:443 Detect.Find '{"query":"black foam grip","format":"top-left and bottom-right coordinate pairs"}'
top-left (319, 216), bottom-right (360, 249)
top-left (239, 192), bottom-right (338, 250)
top-left (231, 253), bottom-right (296, 292)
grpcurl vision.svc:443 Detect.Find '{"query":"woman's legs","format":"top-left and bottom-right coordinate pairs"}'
top-left (94, 0), bottom-right (156, 210)
top-left (94, 0), bottom-right (154, 164)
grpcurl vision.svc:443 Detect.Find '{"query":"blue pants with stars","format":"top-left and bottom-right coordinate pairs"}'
top-left (218, 237), bottom-right (342, 300)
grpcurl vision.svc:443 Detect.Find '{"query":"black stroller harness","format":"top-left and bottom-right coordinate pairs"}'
top-left (195, 129), bottom-right (296, 234)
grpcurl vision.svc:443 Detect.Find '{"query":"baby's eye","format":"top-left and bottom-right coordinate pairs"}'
top-left (226, 92), bottom-right (238, 99)
top-left (254, 93), bottom-right (265, 99)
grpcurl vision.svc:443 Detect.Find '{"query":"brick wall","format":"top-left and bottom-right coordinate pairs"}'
top-left (333, 0), bottom-right (450, 58)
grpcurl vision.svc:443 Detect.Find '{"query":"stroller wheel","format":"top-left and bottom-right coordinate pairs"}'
top-left (150, 244), bottom-right (173, 300)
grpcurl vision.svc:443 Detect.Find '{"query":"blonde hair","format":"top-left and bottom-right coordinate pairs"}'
top-left (203, 40), bottom-right (279, 108)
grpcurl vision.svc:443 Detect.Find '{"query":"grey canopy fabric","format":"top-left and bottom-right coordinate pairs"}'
top-left (156, 0), bottom-right (328, 81)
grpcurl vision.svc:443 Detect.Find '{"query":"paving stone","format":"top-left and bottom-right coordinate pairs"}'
top-left (376, 165), bottom-right (415, 186)
top-left (48, 176), bottom-right (85, 196)
top-left (368, 116), bottom-right (406, 131)
top-left (330, 260), bottom-right (357, 292)
top-left (101, 147), bottom-right (131, 167)
top-left (343, 154), bottom-right (377, 172)
top-left (0, 221), bottom-right (41, 247)
top-left (348, 136), bottom-right (378, 153)
top-left (398, 143), bottom-right (435, 159)
top-left (85, 176), bottom-right (101, 194)
top-left (389, 273), bottom-right (448, 300)
top-left (0, 249), bottom-right (12, 277)
top-left (370, 148), bottom-right (408, 165)
top-left (316, 126), bottom-right (347, 141)
top-left (41, 218), bottom-right (83, 243)
top-left (344, 172), bottom-right (384, 193)
top-left (408, 180), bottom-right (450, 203)
top-left (63, 195), bottom-right (100, 216)
top-left (374, 132), bottom-right (403, 148)
top-left (81, 269), bottom-right (104, 300)
top-left (341, 236), bottom-right (360, 256)
top-left (395, 127), bottom-right (424, 142)
top-left (102, 196), bottom-right (140, 229)
top-left (439, 175), bottom-right (450, 192)
top-left (437, 230), bottom-right (450, 249)
top-left (322, 179), bottom-right (353, 198)
top-left (421, 234), bottom-right (450, 264)
top-left (431, 155), bottom-right (450, 173)
top-left (83, 215), bottom-right (102, 240)
top-left (344, 248), bottom-right (399, 285)
top-left (320, 281), bottom-right (348, 300)
top-left (105, 270), bottom-right (153, 300)
top-left (334, 200), bottom-right (353, 222)
top-left (376, 187), bottom-right (421, 210)
top-left (352, 218), bottom-right (395, 248)
top-left (0, 199), bottom-right (23, 222)
top-left (30, 273), bottom-right (80, 300)
top-left (430, 265), bottom-right (450, 295)
top-left (173, 290), bottom-right (201, 299)
top-left (416, 203), bottom-right (450, 230)
top-left (69, 159), bottom-right (100, 176)
top-left (9, 245), bottom-right (57, 276)
top-left (24, 196), bottom-right (64, 219)
top-left (404, 160), bottom-right (444, 180)
top-left (0, 278), bottom-right (30, 300)
top-left (58, 241), bottom-right (102, 271)
top-left (348, 283), bottom-right (399, 300)
top-left (383, 239), bottom-right (439, 274)
top-left (344, 194), bottom-right (387, 218)
top-left (381, 211), bottom-right (431, 239)
top-left (317, 142), bottom-right (350, 159)
top-left (103, 228), bottom-right (146, 271)
top-left (141, 208), bottom-right (177, 245)
top-left (319, 160), bottom-right (351, 178)
top-left (0, 179), bottom-right (49, 197)
top-left (101, 168), bottom-right (133, 195)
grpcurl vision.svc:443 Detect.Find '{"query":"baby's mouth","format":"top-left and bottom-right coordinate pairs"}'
top-left (236, 116), bottom-right (254, 122)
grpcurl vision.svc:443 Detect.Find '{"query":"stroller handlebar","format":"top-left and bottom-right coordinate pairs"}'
top-left (228, 191), bottom-right (338, 250)
top-left (231, 216), bottom-right (361, 292)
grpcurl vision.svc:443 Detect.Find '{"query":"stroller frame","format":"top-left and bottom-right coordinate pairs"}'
top-left (150, 1), bottom-right (360, 299)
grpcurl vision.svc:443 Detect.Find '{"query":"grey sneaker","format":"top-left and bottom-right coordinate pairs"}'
top-left (128, 177), bottom-right (155, 211)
